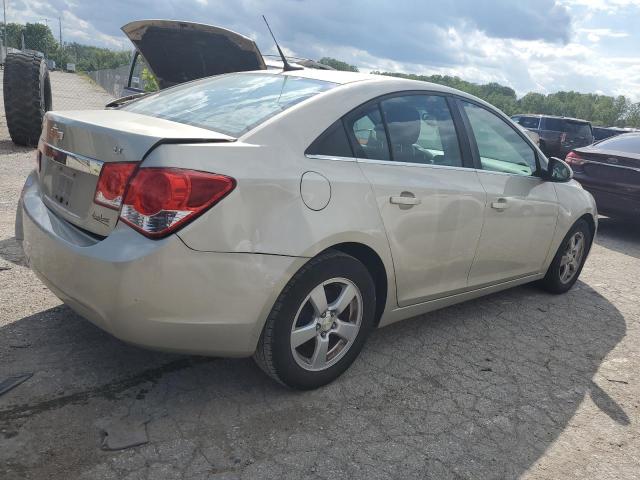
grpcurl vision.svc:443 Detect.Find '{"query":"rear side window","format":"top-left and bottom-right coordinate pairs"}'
top-left (380, 95), bottom-right (462, 166)
top-left (462, 101), bottom-right (537, 176)
top-left (518, 117), bottom-right (540, 129)
top-left (124, 73), bottom-right (336, 137)
top-left (595, 134), bottom-right (640, 154)
top-left (306, 120), bottom-right (354, 157)
top-left (344, 104), bottom-right (391, 161)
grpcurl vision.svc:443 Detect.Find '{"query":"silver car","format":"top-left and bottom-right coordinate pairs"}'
top-left (16, 68), bottom-right (597, 389)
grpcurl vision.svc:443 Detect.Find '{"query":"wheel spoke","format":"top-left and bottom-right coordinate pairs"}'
top-left (309, 284), bottom-right (328, 316)
top-left (560, 255), bottom-right (570, 267)
top-left (310, 336), bottom-right (329, 369)
top-left (334, 319), bottom-right (358, 342)
top-left (331, 283), bottom-right (357, 316)
top-left (291, 323), bottom-right (318, 348)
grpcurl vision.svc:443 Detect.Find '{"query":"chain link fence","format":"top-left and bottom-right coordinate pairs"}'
top-left (0, 29), bottom-right (131, 144)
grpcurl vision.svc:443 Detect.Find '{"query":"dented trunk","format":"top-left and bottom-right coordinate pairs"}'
top-left (38, 110), bottom-right (234, 237)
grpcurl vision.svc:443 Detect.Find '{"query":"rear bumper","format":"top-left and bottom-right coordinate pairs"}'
top-left (575, 179), bottom-right (640, 217)
top-left (17, 171), bottom-right (306, 357)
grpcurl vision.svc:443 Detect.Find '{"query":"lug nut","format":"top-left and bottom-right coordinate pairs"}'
top-left (320, 332), bottom-right (326, 338)
top-left (316, 324), bottom-right (321, 330)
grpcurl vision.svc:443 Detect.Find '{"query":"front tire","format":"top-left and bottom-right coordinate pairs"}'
top-left (539, 219), bottom-right (592, 294)
top-left (254, 250), bottom-right (376, 390)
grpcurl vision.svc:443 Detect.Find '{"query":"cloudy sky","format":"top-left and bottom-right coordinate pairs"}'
top-left (9, 0), bottom-right (640, 99)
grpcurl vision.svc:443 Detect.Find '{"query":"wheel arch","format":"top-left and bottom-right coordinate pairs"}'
top-left (322, 242), bottom-right (388, 327)
top-left (578, 212), bottom-right (596, 240)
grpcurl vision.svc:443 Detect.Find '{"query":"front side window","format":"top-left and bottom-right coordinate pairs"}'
top-left (124, 73), bottom-right (336, 137)
top-left (380, 95), bottom-right (462, 166)
top-left (462, 101), bottom-right (537, 176)
top-left (344, 104), bottom-right (390, 161)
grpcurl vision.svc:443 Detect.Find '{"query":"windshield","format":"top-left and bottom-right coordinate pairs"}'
top-left (123, 73), bottom-right (336, 137)
top-left (595, 134), bottom-right (640, 154)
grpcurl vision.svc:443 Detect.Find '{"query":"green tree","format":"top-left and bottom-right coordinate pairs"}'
top-left (1, 23), bottom-right (26, 49)
top-left (22, 23), bottom-right (57, 55)
top-left (318, 57), bottom-right (359, 72)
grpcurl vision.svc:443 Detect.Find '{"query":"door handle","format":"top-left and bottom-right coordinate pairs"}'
top-left (390, 195), bottom-right (420, 206)
top-left (491, 198), bottom-right (510, 210)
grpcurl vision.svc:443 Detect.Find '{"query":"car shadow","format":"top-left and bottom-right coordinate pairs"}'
top-left (595, 216), bottom-right (640, 259)
top-left (0, 280), bottom-right (627, 479)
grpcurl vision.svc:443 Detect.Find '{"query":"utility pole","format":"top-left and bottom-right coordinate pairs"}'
top-left (3, 0), bottom-right (7, 48)
top-left (58, 16), bottom-right (61, 46)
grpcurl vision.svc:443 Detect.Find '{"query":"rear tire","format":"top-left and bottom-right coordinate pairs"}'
top-left (254, 250), bottom-right (376, 390)
top-left (539, 219), bottom-right (592, 294)
top-left (3, 52), bottom-right (52, 147)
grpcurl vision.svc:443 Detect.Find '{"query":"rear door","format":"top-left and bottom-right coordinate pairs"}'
top-left (457, 100), bottom-right (558, 287)
top-left (348, 94), bottom-right (486, 306)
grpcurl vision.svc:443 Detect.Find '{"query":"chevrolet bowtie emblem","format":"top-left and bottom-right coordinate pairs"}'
top-left (50, 125), bottom-right (64, 141)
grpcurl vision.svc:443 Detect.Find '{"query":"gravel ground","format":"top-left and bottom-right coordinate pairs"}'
top-left (0, 71), bottom-right (639, 480)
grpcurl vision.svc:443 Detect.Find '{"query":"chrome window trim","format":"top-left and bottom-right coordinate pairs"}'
top-left (355, 157), bottom-right (472, 172)
top-left (305, 154), bottom-right (357, 163)
top-left (43, 142), bottom-right (104, 176)
top-left (472, 168), bottom-right (540, 179)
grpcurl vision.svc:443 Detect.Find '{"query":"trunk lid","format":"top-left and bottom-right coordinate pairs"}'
top-left (575, 147), bottom-right (640, 194)
top-left (39, 110), bottom-right (234, 237)
top-left (121, 20), bottom-right (267, 89)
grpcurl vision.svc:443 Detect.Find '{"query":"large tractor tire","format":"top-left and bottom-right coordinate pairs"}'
top-left (3, 52), bottom-right (52, 147)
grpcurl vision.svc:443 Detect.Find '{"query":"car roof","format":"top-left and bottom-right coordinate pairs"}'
top-left (254, 67), bottom-right (493, 103)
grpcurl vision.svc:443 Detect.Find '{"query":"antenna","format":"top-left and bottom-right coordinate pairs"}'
top-left (262, 15), bottom-right (303, 72)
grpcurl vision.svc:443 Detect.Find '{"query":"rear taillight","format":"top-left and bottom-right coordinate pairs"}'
top-left (565, 151), bottom-right (585, 166)
top-left (94, 162), bottom-right (137, 210)
top-left (119, 168), bottom-right (235, 239)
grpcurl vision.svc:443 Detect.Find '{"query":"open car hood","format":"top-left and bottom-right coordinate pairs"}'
top-left (122, 20), bottom-right (267, 89)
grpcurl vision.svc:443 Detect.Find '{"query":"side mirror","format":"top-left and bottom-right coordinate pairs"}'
top-left (546, 157), bottom-right (573, 182)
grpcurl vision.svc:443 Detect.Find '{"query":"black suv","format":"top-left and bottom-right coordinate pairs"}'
top-left (511, 114), bottom-right (593, 159)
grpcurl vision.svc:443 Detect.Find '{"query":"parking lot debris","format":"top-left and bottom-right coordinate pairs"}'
top-left (0, 373), bottom-right (33, 397)
top-left (100, 416), bottom-right (150, 451)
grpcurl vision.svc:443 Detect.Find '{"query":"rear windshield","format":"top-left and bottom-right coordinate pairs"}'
top-left (595, 134), bottom-right (640, 154)
top-left (123, 72), bottom-right (336, 137)
top-left (517, 116), bottom-right (540, 129)
top-left (544, 118), bottom-right (592, 137)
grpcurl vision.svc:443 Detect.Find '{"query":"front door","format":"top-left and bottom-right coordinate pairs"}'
top-left (345, 94), bottom-right (486, 307)
top-left (458, 100), bottom-right (559, 287)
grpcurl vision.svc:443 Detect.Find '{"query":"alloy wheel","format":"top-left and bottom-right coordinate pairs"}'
top-left (290, 277), bottom-right (363, 371)
top-left (559, 231), bottom-right (585, 284)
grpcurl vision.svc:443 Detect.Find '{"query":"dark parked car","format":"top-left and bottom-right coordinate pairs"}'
top-left (566, 132), bottom-right (640, 218)
top-left (592, 126), bottom-right (628, 142)
top-left (511, 114), bottom-right (593, 159)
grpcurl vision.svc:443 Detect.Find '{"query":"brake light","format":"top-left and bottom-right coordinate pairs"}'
top-left (565, 151), bottom-right (585, 166)
top-left (94, 162), bottom-right (137, 210)
top-left (119, 168), bottom-right (235, 238)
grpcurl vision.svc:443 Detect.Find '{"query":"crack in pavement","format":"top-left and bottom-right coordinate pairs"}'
top-left (0, 357), bottom-right (216, 421)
